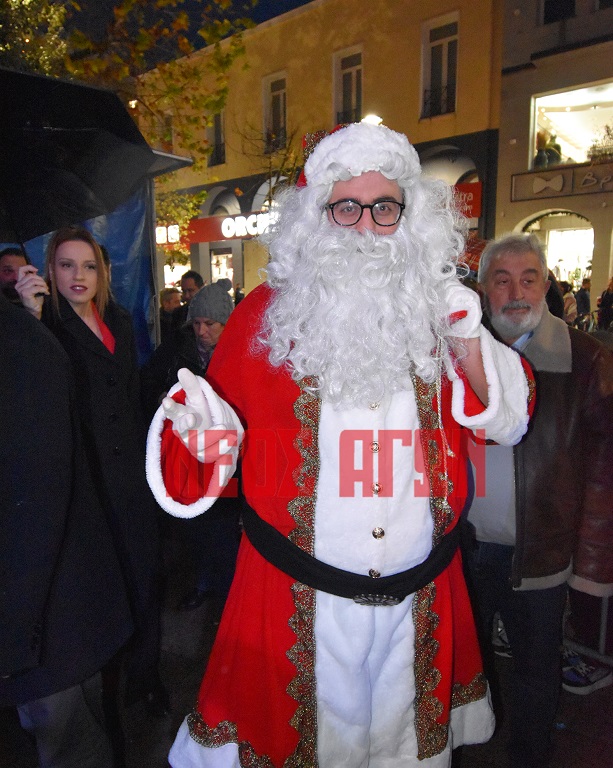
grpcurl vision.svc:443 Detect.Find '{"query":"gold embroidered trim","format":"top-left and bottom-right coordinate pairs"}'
top-left (302, 130), bottom-right (329, 163)
top-left (283, 377), bottom-right (321, 767)
top-left (431, 497), bottom-right (455, 545)
top-left (187, 712), bottom-right (274, 767)
top-left (288, 376), bottom-right (320, 552)
top-left (185, 378), bottom-right (322, 768)
top-left (286, 582), bottom-right (318, 768)
top-left (527, 371), bottom-right (536, 405)
top-left (413, 377), bottom-right (455, 543)
top-left (412, 583), bottom-right (447, 759)
top-left (411, 372), bottom-right (457, 758)
top-left (451, 672), bottom-right (489, 709)
top-left (413, 374), bottom-right (440, 430)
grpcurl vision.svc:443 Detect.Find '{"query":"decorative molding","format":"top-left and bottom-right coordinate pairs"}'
top-left (511, 162), bottom-right (613, 202)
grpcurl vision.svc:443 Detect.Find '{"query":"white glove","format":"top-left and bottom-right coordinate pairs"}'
top-left (444, 282), bottom-right (482, 339)
top-left (162, 368), bottom-right (239, 465)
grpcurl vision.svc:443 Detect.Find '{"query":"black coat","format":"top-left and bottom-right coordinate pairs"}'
top-left (0, 294), bottom-right (133, 706)
top-left (140, 324), bottom-right (205, 421)
top-left (42, 297), bottom-right (160, 645)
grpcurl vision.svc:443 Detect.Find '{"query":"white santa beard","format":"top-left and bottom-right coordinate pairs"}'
top-left (264, 223), bottom-right (446, 409)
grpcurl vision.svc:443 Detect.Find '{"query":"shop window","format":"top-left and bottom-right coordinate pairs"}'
top-left (263, 74), bottom-right (286, 154)
top-left (532, 82), bottom-right (613, 170)
top-left (211, 249), bottom-right (233, 286)
top-left (421, 15), bottom-right (458, 119)
top-left (207, 112), bottom-right (225, 167)
top-left (543, 0), bottom-right (575, 24)
top-left (334, 47), bottom-right (362, 125)
top-left (525, 212), bottom-right (593, 289)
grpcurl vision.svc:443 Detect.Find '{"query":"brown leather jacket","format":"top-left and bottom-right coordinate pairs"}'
top-left (512, 312), bottom-right (613, 595)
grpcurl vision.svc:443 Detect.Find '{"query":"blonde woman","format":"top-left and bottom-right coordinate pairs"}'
top-left (17, 227), bottom-right (166, 719)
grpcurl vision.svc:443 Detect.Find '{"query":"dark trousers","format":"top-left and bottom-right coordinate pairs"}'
top-left (17, 672), bottom-right (113, 768)
top-left (466, 541), bottom-right (567, 768)
top-left (183, 499), bottom-right (241, 609)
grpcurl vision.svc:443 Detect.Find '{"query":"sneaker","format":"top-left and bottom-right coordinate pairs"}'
top-left (492, 612), bottom-right (512, 658)
top-left (562, 647), bottom-right (613, 695)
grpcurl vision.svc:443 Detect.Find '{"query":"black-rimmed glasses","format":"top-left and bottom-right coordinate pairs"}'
top-left (326, 199), bottom-right (405, 227)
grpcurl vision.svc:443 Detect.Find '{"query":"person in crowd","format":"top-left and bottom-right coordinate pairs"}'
top-left (15, 227), bottom-right (168, 720)
top-left (159, 286), bottom-right (182, 343)
top-left (468, 233), bottom-right (613, 768)
top-left (172, 269), bottom-right (204, 330)
top-left (598, 276), bottom-right (613, 330)
top-left (163, 278), bottom-right (241, 616)
top-left (0, 245), bottom-right (28, 303)
top-left (233, 283), bottom-right (244, 306)
top-left (141, 272), bottom-right (206, 417)
top-left (559, 280), bottom-right (578, 325)
top-left (146, 122), bottom-right (533, 768)
top-left (575, 277), bottom-right (591, 317)
top-left (0, 289), bottom-right (133, 768)
top-left (165, 278), bottom-right (233, 395)
top-left (545, 269), bottom-right (565, 319)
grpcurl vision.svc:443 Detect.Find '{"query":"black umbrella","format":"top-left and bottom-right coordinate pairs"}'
top-left (0, 67), bottom-right (156, 243)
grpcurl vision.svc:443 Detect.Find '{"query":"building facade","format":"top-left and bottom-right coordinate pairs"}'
top-left (149, 0), bottom-right (504, 294)
top-left (496, 0), bottom-right (613, 296)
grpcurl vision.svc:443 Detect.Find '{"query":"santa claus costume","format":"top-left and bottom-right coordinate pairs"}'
top-left (146, 123), bottom-right (533, 768)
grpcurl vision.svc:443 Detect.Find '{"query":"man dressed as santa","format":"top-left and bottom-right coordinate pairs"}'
top-left (146, 122), bottom-right (533, 767)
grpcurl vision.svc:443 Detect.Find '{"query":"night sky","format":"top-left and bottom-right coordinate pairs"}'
top-left (74, 0), bottom-right (314, 39)
top-left (249, 0), bottom-right (314, 24)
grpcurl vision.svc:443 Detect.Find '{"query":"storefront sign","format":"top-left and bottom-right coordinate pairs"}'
top-left (511, 161), bottom-right (613, 202)
top-left (189, 211), bottom-right (276, 243)
top-left (454, 182), bottom-right (482, 218)
top-left (221, 211), bottom-right (275, 238)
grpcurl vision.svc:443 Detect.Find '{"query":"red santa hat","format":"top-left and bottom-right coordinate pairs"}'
top-left (301, 122), bottom-right (421, 188)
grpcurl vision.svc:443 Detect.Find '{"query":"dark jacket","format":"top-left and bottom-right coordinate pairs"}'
top-left (599, 289), bottom-right (613, 330)
top-left (575, 287), bottom-right (591, 316)
top-left (171, 301), bottom-right (189, 331)
top-left (165, 327), bottom-right (211, 387)
top-left (512, 312), bottom-right (613, 592)
top-left (0, 294), bottom-right (132, 706)
top-left (140, 324), bottom-right (210, 421)
top-left (42, 296), bottom-right (160, 632)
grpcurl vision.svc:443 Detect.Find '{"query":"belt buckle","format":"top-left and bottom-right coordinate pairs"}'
top-left (353, 593), bottom-right (401, 607)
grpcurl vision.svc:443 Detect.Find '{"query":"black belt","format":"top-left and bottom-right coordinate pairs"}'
top-left (241, 502), bottom-right (460, 606)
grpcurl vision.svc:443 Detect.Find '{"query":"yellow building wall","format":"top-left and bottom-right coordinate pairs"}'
top-left (165, 0), bottom-right (502, 193)
top-left (243, 239), bottom-right (269, 293)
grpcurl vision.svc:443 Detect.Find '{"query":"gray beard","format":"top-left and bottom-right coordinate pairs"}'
top-left (489, 298), bottom-right (546, 342)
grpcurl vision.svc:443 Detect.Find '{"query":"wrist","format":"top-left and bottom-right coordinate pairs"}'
top-left (24, 303), bottom-right (42, 320)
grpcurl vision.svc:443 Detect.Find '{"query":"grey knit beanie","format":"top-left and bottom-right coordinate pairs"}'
top-left (187, 278), bottom-right (234, 325)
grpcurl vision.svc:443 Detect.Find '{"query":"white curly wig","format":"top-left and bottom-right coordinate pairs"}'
top-left (258, 122), bottom-right (467, 408)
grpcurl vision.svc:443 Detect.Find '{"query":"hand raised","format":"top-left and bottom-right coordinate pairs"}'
top-left (162, 368), bottom-right (238, 464)
top-left (15, 265), bottom-right (49, 318)
top-left (444, 282), bottom-right (482, 339)
top-left (162, 368), bottom-right (213, 434)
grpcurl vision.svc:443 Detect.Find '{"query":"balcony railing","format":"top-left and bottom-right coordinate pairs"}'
top-left (421, 86), bottom-right (456, 119)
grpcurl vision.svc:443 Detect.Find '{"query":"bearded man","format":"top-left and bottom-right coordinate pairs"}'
top-left (468, 233), bottom-right (613, 768)
top-left (146, 123), bottom-right (533, 768)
